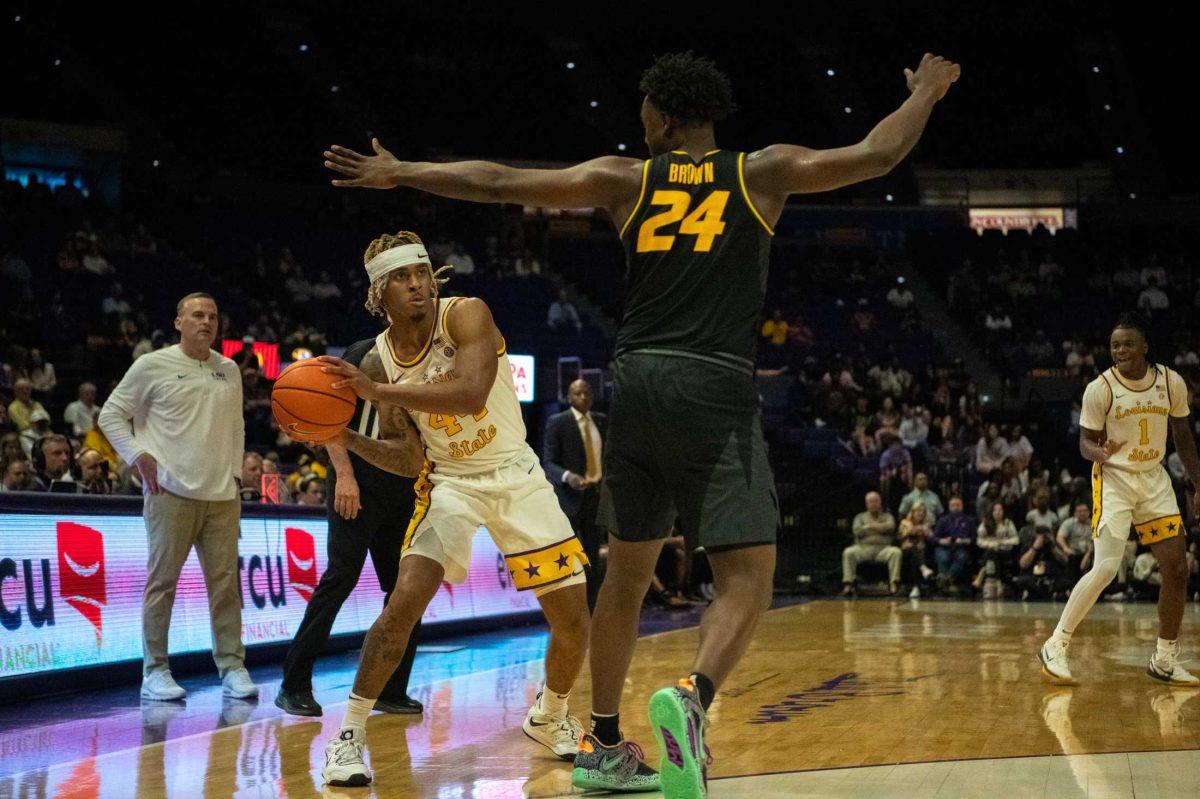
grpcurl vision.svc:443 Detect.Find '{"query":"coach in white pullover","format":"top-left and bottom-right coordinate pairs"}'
top-left (99, 292), bottom-right (258, 701)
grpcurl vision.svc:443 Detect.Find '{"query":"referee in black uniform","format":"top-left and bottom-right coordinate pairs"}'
top-left (275, 339), bottom-right (422, 716)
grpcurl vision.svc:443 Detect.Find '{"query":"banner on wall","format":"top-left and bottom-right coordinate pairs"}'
top-left (0, 511), bottom-right (539, 680)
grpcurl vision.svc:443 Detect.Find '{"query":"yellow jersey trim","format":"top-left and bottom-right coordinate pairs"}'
top-left (737, 151), bottom-right (774, 236)
top-left (497, 338), bottom-right (507, 357)
top-left (440, 296), bottom-right (464, 349)
top-left (386, 298), bottom-right (439, 369)
top-left (1108, 365), bottom-right (1158, 394)
top-left (619, 160), bottom-right (651, 239)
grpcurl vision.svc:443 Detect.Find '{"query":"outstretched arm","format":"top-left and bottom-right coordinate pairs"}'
top-left (321, 298), bottom-right (501, 416)
top-left (324, 140), bottom-right (643, 217)
top-left (745, 53), bottom-right (960, 218)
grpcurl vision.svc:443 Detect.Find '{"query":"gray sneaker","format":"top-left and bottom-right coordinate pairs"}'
top-left (141, 670), bottom-right (187, 701)
top-left (571, 733), bottom-right (660, 792)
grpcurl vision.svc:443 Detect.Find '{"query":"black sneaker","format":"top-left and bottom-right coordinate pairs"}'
top-left (375, 695), bottom-right (423, 714)
top-left (274, 688), bottom-right (323, 717)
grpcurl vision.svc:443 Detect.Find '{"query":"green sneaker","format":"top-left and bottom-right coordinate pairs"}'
top-left (648, 678), bottom-right (711, 799)
top-left (571, 732), bottom-right (661, 792)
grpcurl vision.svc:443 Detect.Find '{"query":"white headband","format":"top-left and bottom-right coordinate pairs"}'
top-left (364, 243), bottom-right (430, 284)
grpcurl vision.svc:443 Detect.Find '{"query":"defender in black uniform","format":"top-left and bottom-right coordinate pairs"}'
top-left (276, 338), bottom-right (423, 717)
top-left (323, 50), bottom-right (960, 798)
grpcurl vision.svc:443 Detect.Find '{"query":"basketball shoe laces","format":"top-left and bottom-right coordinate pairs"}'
top-left (330, 734), bottom-right (364, 767)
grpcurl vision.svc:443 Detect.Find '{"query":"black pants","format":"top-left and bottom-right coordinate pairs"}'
top-left (282, 477), bottom-right (419, 701)
top-left (572, 486), bottom-right (602, 608)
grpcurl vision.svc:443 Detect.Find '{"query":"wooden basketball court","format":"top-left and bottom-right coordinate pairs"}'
top-left (2, 599), bottom-right (1198, 797)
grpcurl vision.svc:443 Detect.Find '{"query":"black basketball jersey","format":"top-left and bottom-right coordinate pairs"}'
top-left (616, 149), bottom-right (774, 373)
top-left (331, 338), bottom-right (396, 494)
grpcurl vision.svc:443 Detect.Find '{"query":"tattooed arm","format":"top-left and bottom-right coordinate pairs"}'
top-left (334, 347), bottom-right (425, 477)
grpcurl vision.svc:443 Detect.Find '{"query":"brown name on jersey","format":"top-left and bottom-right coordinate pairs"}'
top-left (668, 162), bottom-right (715, 185)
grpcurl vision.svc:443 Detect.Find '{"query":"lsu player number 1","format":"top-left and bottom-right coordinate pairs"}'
top-left (636, 190), bottom-right (729, 253)
top-left (428, 408), bottom-right (489, 437)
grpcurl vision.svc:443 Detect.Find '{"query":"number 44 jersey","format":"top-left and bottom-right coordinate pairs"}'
top-left (375, 296), bottom-right (530, 477)
top-left (617, 149), bottom-right (774, 374)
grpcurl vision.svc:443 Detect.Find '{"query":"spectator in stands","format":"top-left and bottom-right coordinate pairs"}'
top-left (547, 289), bottom-right (582, 334)
top-left (1025, 486), bottom-right (1059, 533)
top-left (975, 424), bottom-right (1009, 474)
top-left (1026, 330), bottom-right (1056, 367)
top-left (1056, 502), bottom-right (1093, 579)
top-left (850, 298), bottom-right (875, 338)
top-left (240, 451), bottom-right (264, 501)
top-left (513, 248), bottom-right (542, 277)
top-left (874, 395), bottom-right (901, 445)
top-left (64, 382), bottom-right (100, 437)
top-left (81, 239), bottom-right (113, 276)
top-left (29, 434), bottom-right (75, 491)
top-left (887, 277), bottom-right (915, 310)
top-left (310, 270), bottom-right (342, 304)
top-left (1, 433), bottom-right (23, 468)
top-left (296, 475), bottom-right (326, 506)
top-left (761, 309), bottom-right (788, 348)
top-left (77, 448), bottom-right (117, 495)
top-left (879, 436), bottom-right (912, 508)
top-left (1038, 253), bottom-right (1063, 285)
top-left (28, 349), bottom-right (56, 401)
top-left (102, 283), bottom-right (132, 317)
top-left (976, 501), bottom-right (1019, 598)
top-left (899, 405), bottom-right (931, 463)
top-left (7, 378), bottom-right (46, 433)
top-left (1112, 258), bottom-right (1140, 293)
top-left (788, 314), bottom-right (815, 351)
top-left (1016, 524), bottom-right (1069, 600)
top-left (899, 472), bottom-right (944, 521)
top-left (1138, 275), bottom-right (1170, 316)
top-left (984, 305), bottom-right (1012, 336)
top-left (19, 409), bottom-right (53, 458)
top-left (898, 502), bottom-right (933, 598)
top-left (1, 459), bottom-right (35, 492)
top-left (850, 425), bottom-right (878, 457)
top-left (932, 496), bottom-right (975, 590)
top-left (446, 241), bottom-right (475, 276)
top-left (1006, 424), bottom-right (1034, 472)
top-left (1140, 254), bottom-right (1167, 288)
top-left (1065, 341), bottom-right (1095, 376)
top-left (842, 491), bottom-right (901, 596)
top-left (872, 358), bottom-right (912, 399)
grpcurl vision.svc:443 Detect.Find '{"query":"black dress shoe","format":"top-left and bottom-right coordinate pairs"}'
top-left (374, 695), bottom-right (423, 714)
top-left (274, 688), bottom-right (323, 717)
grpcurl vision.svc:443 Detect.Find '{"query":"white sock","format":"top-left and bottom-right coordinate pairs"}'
top-left (342, 692), bottom-right (375, 734)
top-left (536, 684), bottom-right (570, 717)
top-left (1156, 638), bottom-right (1177, 660)
top-left (1053, 629), bottom-right (1073, 645)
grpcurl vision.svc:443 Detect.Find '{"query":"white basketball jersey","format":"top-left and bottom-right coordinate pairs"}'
top-left (374, 297), bottom-right (528, 476)
top-left (1080, 364), bottom-right (1188, 473)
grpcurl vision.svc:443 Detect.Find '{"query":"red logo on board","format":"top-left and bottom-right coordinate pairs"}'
top-left (285, 527), bottom-right (318, 602)
top-left (56, 522), bottom-right (106, 643)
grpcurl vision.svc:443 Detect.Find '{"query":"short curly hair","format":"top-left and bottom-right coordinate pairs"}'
top-left (362, 230), bottom-right (452, 318)
top-left (639, 51), bottom-right (735, 124)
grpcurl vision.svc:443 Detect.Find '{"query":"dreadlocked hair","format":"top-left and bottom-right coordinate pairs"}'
top-left (639, 51), bottom-right (735, 124)
top-left (1114, 311), bottom-right (1151, 344)
top-left (362, 230), bottom-right (454, 318)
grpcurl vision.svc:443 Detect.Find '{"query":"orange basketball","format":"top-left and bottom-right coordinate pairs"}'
top-left (271, 359), bottom-right (357, 443)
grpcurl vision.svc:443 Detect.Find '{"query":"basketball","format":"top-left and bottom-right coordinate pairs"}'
top-left (271, 359), bottom-right (357, 443)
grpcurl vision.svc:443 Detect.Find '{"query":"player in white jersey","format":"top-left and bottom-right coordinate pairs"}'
top-left (304, 231), bottom-right (591, 788)
top-left (1040, 314), bottom-right (1200, 686)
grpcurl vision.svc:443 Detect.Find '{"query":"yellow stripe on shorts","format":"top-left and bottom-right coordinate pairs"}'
top-left (504, 536), bottom-right (589, 591)
top-left (402, 459), bottom-right (434, 553)
top-left (1134, 514), bottom-right (1183, 546)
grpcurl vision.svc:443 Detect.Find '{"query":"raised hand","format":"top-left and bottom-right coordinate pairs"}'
top-left (323, 138), bottom-right (402, 189)
top-left (904, 53), bottom-right (961, 101)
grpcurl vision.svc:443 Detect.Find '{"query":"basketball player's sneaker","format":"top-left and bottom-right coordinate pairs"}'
top-left (1147, 642), bottom-right (1200, 686)
top-left (141, 669), bottom-right (187, 701)
top-left (1039, 637), bottom-right (1074, 684)
top-left (648, 677), bottom-right (711, 799)
top-left (522, 697), bottom-right (585, 760)
top-left (322, 728), bottom-right (371, 787)
top-left (571, 733), bottom-right (661, 792)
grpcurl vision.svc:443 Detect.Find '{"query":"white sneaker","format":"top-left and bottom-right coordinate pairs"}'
top-left (1039, 638), bottom-right (1074, 684)
top-left (141, 670), bottom-right (187, 701)
top-left (1147, 644), bottom-right (1200, 686)
top-left (323, 728), bottom-right (372, 787)
top-left (221, 667), bottom-right (260, 699)
top-left (522, 702), bottom-right (585, 760)
top-left (909, 586), bottom-right (921, 599)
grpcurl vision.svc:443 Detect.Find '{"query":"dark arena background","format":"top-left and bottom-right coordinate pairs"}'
top-left (2, 4), bottom-right (1199, 798)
